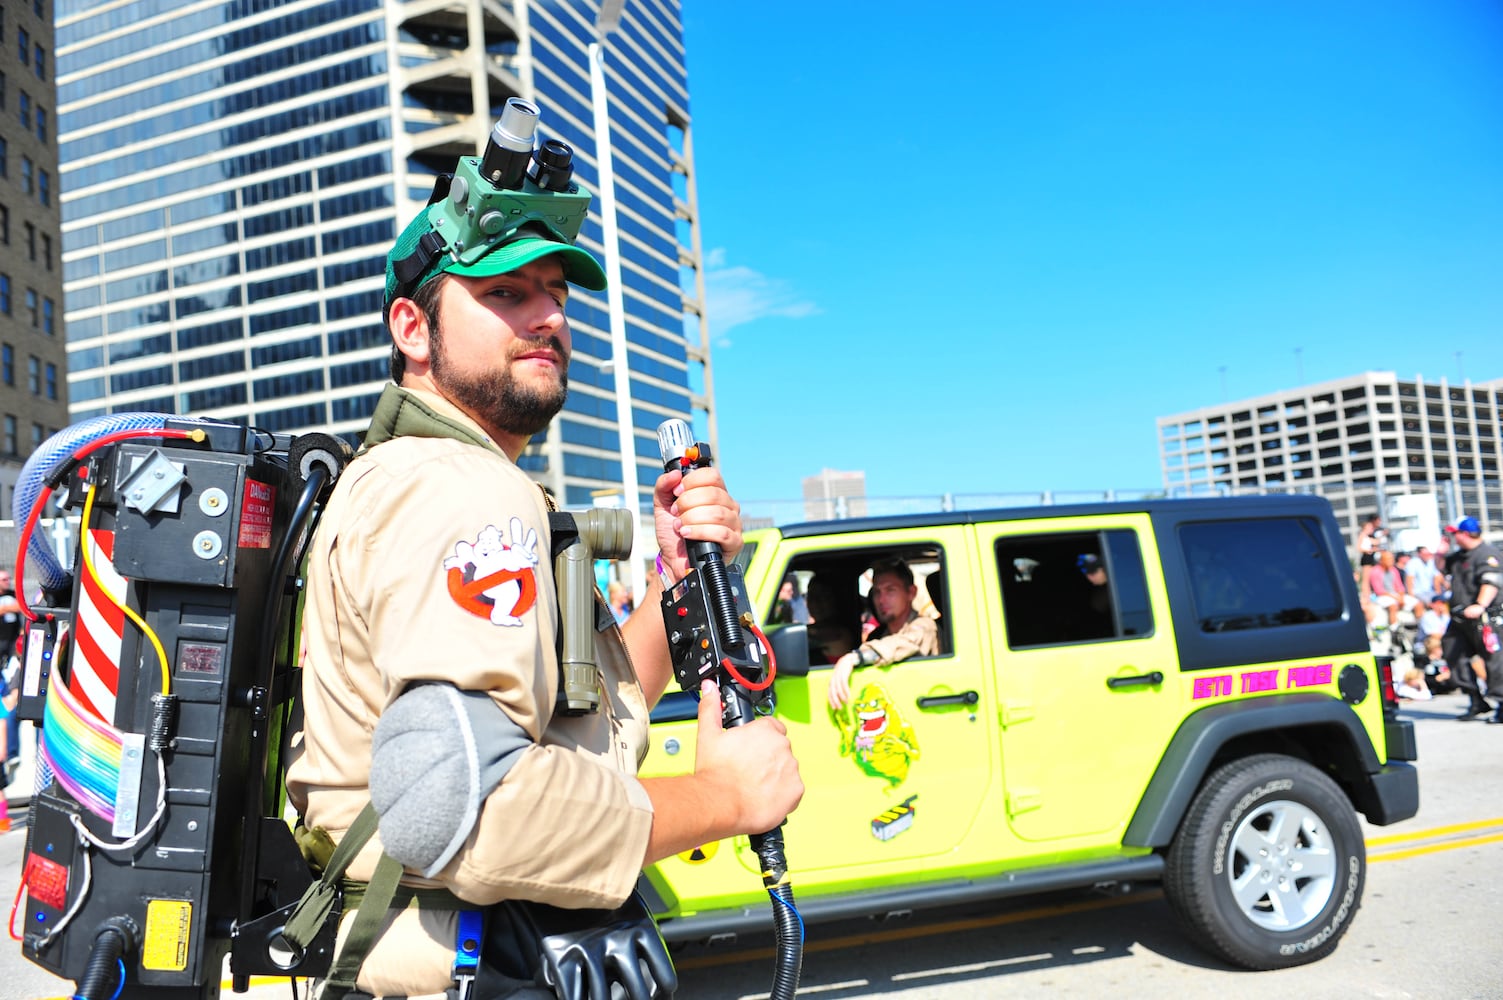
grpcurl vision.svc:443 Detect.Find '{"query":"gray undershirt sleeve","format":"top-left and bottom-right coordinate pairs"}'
top-left (369, 681), bottom-right (532, 878)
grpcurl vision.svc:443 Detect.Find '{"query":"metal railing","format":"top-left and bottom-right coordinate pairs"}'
top-left (740, 478), bottom-right (1503, 576)
top-left (741, 489), bottom-right (1169, 528)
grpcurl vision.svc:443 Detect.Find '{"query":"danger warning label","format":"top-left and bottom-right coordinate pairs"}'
top-left (238, 479), bottom-right (275, 549)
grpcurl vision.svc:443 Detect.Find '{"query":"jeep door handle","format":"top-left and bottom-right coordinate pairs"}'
top-left (916, 690), bottom-right (980, 708)
top-left (1106, 671), bottom-right (1164, 689)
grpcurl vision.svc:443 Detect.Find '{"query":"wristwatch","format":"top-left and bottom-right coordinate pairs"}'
top-left (858, 646), bottom-right (878, 666)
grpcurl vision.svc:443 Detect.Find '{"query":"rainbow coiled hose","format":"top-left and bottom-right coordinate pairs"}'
top-left (39, 675), bottom-right (125, 824)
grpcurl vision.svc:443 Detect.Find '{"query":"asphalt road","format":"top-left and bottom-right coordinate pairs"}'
top-left (2, 692), bottom-right (1500, 1000)
top-left (672, 691), bottom-right (1503, 1000)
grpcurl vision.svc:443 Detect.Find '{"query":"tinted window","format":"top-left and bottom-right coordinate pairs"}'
top-left (995, 529), bottom-right (1153, 648)
top-left (1178, 518), bottom-right (1341, 632)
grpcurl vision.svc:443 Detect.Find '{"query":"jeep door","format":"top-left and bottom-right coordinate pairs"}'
top-left (753, 526), bottom-right (996, 879)
top-left (977, 515), bottom-right (1181, 844)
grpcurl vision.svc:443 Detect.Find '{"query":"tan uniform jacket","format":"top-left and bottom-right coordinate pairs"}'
top-left (858, 611), bottom-right (939, 665)
top-left (285, 385), bottom-right (654, 997)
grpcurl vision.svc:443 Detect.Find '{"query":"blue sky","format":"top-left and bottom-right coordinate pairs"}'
top-left (677, 1), bottom-right (1503, 505)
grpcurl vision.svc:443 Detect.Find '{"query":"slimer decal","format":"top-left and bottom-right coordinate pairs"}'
top-left (836, 683), bottom-right (921, 786)
top-left (1192, 662), bottom-right (1333, 700)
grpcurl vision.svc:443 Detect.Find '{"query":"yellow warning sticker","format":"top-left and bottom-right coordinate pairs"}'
top-left (677, 841), bottom-right (719, 864)
top-left (142, 899), bottom-right (192, 971)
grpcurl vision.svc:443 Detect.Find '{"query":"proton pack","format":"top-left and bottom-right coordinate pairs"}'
top-left (6, 409), bottom-right (655, 1000)
top-left (10, 415), bottom-right (349, 999)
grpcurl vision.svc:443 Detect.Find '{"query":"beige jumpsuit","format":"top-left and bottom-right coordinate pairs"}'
top-left (286, 385), bottom-right (655, 998)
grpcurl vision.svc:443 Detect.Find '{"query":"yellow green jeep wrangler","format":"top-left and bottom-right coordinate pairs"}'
top-left (638, 495), bottom-right (1418, 970)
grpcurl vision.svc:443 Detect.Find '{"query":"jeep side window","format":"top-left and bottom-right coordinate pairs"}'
top-left (772, 547), bottom-right (949, 666)
top-left (1178, 517), bottom-right (1342, 632)
top-left (995, 529), bottom-right (1153, 648)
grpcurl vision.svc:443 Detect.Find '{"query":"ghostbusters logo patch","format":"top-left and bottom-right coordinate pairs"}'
top-left (443, 518), bottom-right (540, 626)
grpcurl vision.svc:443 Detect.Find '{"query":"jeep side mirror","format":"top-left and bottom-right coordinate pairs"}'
top-left (767, 623), bottom-right (812, 677)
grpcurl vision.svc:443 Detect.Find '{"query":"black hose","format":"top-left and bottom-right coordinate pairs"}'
top-left (236, 466), bottom-right (329, 924)
top-left (751, 828), bottom-right (802, 1000)
top-left (75, 917), bottom-right (135, 999)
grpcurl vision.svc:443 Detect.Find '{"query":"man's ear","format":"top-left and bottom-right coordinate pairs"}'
top-left (388, 296), bottom-right (433, 372)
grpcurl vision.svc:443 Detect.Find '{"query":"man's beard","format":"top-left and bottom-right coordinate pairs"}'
top-left (429, 321), bottom-right (569, 438)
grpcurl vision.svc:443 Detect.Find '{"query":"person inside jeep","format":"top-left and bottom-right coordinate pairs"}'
top-left (1077, 552), bottom-right (1115, 639)
top-left (827, 557), bottom-right (940, 709)
top-left (804, 572), bottom-right (863, 665)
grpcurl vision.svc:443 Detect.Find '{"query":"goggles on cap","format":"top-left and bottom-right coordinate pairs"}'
top-left (387, 97), bottom-right (602, 304)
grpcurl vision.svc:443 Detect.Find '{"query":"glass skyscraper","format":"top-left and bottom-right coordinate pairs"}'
top-left (55, 0), bottom-right (712, 511)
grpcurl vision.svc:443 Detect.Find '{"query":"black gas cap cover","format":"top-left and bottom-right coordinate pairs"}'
top-left (1338, 663), bottom-right (1370, 704)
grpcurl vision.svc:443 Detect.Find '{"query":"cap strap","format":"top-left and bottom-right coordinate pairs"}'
top-left (391, 230), bottom-right (448, 288)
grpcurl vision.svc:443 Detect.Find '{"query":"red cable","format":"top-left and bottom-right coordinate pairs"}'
top-left (69, 426), bottom-right (200, 464)
top-left (14, 485), bottom-right (54, 622)
top-left (721, 622), bottom-right (778, 692)
top-left (14, 427), bottom-right (202, 621)
top-left (8, 857), bottom-right (31, 941)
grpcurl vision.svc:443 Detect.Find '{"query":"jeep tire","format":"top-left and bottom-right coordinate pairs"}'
top-left (1163, 752), bottom-right (1365, 970)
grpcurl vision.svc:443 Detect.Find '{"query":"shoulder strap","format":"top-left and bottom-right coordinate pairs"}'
top-left (285, 804), bottom-right (470, 999)
top-left (320, 851), bottom-right (405, 999)
top-left (283, 804), bottom-right (400, 1000)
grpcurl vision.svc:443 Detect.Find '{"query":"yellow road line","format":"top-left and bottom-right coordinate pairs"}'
top-left (678, 822), bottom-right (1503, 971)
top-left (1369, 830), bottom-right (1503, 862)
top-left (1365, 816), bottom-right (1503, 847)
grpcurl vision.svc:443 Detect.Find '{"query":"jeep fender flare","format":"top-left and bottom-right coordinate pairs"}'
top-left (1122, 692), bottom-right (1379, 848)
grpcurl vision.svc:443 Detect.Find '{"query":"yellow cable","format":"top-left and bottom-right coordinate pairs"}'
top-left (81, 483), bottom-right (172, 696)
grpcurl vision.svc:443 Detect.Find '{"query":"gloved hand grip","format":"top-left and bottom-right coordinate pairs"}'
top-left (481, 891), bottom-right (677, 1000)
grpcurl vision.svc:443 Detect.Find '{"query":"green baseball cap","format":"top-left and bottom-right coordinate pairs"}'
top-left (384, 206), bottom-right (607, 308)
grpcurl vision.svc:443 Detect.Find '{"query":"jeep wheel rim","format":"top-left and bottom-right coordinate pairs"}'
top-left (1226, 797), bottom-right (1337, 932)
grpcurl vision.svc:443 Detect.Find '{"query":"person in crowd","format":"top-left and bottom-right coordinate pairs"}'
top-left (1356, 512), bottom-right (1387, 567)
top-left (0, 567), bottom-right (21, 831)
top-left (1366, 550), bottom-right (1418, 631)
top-left (1406, 545), bottom-right (1443, 605)
top-left (1419, 633), bottom-right (1455, 696)
top-left (1416, 594), bottom-right (1451, 654)
top-left (606, 579), bottom-right (634, 625)
top-left (1395, 665), bottom-right (1432, 700)
top-left (827, 557), bottom-right (940, 709)
top-left (1439, 517), bottom-right (1503, 722)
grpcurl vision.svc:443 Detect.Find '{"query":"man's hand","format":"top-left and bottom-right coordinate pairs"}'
top-left (828, 652), bottom-right (860, 710)
top-left (693, 680), bottom-right (802, 836)
top-left (653, 466), bottom-right (742, 581)
top-left (638, 680), bottom-right (803, 863)
top-left (621, 467), bottom-right (741, 709)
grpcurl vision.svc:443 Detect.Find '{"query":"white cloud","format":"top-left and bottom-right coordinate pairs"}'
top-left (702, 249), bottom-right (819, 347)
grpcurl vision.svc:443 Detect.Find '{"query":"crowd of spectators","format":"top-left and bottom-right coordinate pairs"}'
top-left (1357, 514), bottom-right (1503, 722)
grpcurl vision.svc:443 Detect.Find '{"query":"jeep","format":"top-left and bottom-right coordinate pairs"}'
top-left (637, 494), bottom-right (1418, 970)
